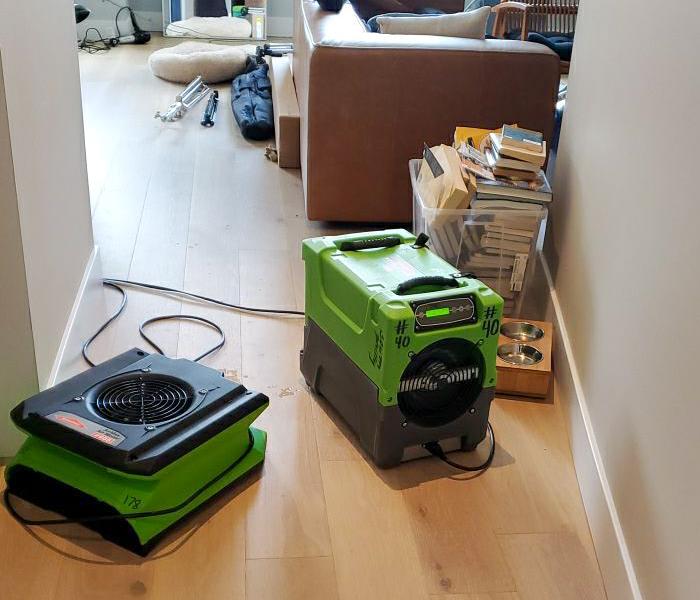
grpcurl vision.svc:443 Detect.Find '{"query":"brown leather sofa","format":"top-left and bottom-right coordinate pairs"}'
top-left (293, 0), bottom-right (560, 222)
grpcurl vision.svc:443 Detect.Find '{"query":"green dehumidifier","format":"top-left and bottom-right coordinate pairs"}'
top-left (3, 349), bottom-right (268, 555)
top-left (300, 229), bottom-right (504, 467)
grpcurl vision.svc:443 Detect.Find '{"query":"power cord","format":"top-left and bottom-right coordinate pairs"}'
top-left (422, 422), bottom-right (496, 473)
top-left (114, 5), bottom-right (131, 38)
top-left (112, 5), bottom-right (151, 45)
top-left (78, 27), bottom-right (115, 53)
top-left (78, 1), bottom-right (149, 51)
top-left (104, 278), bottom-right (304, 316)
top-left (139, 314), bottom-right (224, 363)
top-left (81, 279), bottom-right (304, 367)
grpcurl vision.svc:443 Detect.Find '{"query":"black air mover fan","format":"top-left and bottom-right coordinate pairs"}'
top-left (4, 349), bottom-right (268, 555)
top-left (398, 339), bottom-right (485, 428)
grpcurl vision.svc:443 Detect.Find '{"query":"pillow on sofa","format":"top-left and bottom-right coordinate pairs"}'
top-left (376, 6), bottom-right (490, 39)
top-left (366, 10), bottom-right (444, 33)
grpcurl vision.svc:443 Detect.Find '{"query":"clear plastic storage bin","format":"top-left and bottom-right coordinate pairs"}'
top-left (410, 159), bottom-right (547, 317)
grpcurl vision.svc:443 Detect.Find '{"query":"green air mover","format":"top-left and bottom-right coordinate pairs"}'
top-left (3, 349), bottom-right (268, 555)
top-left (300, 229), bottom-right (503, 468)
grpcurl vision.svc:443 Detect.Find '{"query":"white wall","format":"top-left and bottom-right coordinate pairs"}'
top-left (0, 54), bottom-right (40, 455)
top-left (0, 1), bottom-right (101, 455)
top-left (547, 1), bottom-right (700, 598)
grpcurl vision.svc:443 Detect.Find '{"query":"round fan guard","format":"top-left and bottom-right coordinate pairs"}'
top-left (87, 372), bottom-right (195, 425)
top-left (398, 338), bottom-right (485, 428)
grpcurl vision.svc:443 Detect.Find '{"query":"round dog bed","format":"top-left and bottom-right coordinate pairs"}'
top-left (148, 42), bottom-right (248, 84)
top-left (165, 16), bottom-right (252, 39)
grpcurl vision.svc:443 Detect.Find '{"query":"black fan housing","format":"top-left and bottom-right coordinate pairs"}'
top-left (398, 338), bottom-right (485, 428)
top-left (10, 349), bottom-right (267, 475)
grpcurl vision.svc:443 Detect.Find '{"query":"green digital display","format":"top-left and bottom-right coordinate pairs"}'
top-left (425, 307), bottom-right (450, 318)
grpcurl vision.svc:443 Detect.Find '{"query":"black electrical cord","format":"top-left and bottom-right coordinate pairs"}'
top-left (78, 27), bottom-right (114, 53)
top-left (422, 422), bottom-right (496, 473)
top-left (114, 5), bottom-right (131, 39)
top-left (139, 314), bottom-right (225, 363)
top-left (81, 282), bottom-right (126, 366)
top-left (104, 278), bottom-right (305, 316)
top-left (81, 279), bottom-right (303, 368)
top-left (3, 430), bottom-right (255, 526)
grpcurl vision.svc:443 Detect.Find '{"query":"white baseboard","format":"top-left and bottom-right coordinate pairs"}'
top-left (46, 246), bottom-right (106, 388)
top-left (267, 16), bottom-right (293, 38)
top-left (540, 253), bottom-right (642, 600)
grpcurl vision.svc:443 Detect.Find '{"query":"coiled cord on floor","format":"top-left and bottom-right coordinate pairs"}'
top-left (422, 422), bottom-right (496, 473)
top-left (81, 278), bottom-right (304, 367)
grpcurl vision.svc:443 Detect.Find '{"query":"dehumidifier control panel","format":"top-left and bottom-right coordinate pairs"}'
top-left (412, 296), bottom-right (477, 331)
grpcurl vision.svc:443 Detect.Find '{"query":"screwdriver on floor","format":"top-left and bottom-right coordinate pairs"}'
top-left (201, 90), bottom-right (219, 127)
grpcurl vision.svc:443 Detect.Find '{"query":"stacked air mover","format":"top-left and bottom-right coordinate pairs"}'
top-left (4, 349), bottom-right (268, 555)
top-left (300, 229), bottom-right (503, 467)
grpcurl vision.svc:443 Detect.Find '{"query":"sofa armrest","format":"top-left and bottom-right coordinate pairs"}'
top-left (300, 0), bottom-right (369, 43)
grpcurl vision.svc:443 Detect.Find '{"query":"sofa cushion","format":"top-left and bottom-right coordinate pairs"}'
top-left (376, 6), bottom-right (490, 38)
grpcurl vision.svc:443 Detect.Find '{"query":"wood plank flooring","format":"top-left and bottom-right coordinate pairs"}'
top-left (0, 37), bottom-right (606, 599)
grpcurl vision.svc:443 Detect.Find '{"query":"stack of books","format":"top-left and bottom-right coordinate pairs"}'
top-left (485, 125), bottom-right (547, 181)
top-left (414, 125), bottom-right (554, 315)
top-left (454, 126), bottom-right (551, 313)
top-left (472, 171), bottom-right (552, 211)
top-left (474, 125), bottom-right (552, 210)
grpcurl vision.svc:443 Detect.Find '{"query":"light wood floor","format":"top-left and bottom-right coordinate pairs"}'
top-left (0, 38), bottom-right (607, 600)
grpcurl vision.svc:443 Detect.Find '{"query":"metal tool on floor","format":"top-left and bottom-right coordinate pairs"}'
top-left (201, 90), bottom-right (219, 127)
top-left (155, 76), bottom-right (210, 122)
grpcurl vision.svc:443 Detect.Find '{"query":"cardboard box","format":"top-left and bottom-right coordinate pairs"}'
top-left (269, 56), bottom-right (300, 168)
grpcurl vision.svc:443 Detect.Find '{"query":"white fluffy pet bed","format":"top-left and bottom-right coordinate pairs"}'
top-left (166, 16), bottom-right (252, 39)
top-left (148, 42), bottom-right (248, 84)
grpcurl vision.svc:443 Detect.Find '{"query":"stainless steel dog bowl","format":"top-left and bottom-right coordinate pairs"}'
top-left (498, 343), bottom-right (544, 366)
top-left (500, 321), bottom-right (544, 342)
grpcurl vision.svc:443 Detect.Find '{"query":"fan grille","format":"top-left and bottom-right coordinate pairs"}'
top-left (398, 338), bottom-right (484, 428)
top-left (90, 373), bottom-right (195, 425)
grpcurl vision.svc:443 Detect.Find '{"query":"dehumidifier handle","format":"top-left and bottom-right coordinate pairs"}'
top-left (338, 236), bottom-right (402, 252)
top-left (394, 276), bottom-right (459, 295)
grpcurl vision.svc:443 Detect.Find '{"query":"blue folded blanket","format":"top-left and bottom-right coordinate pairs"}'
top-left (527, 32), bottom-right (574, 62)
